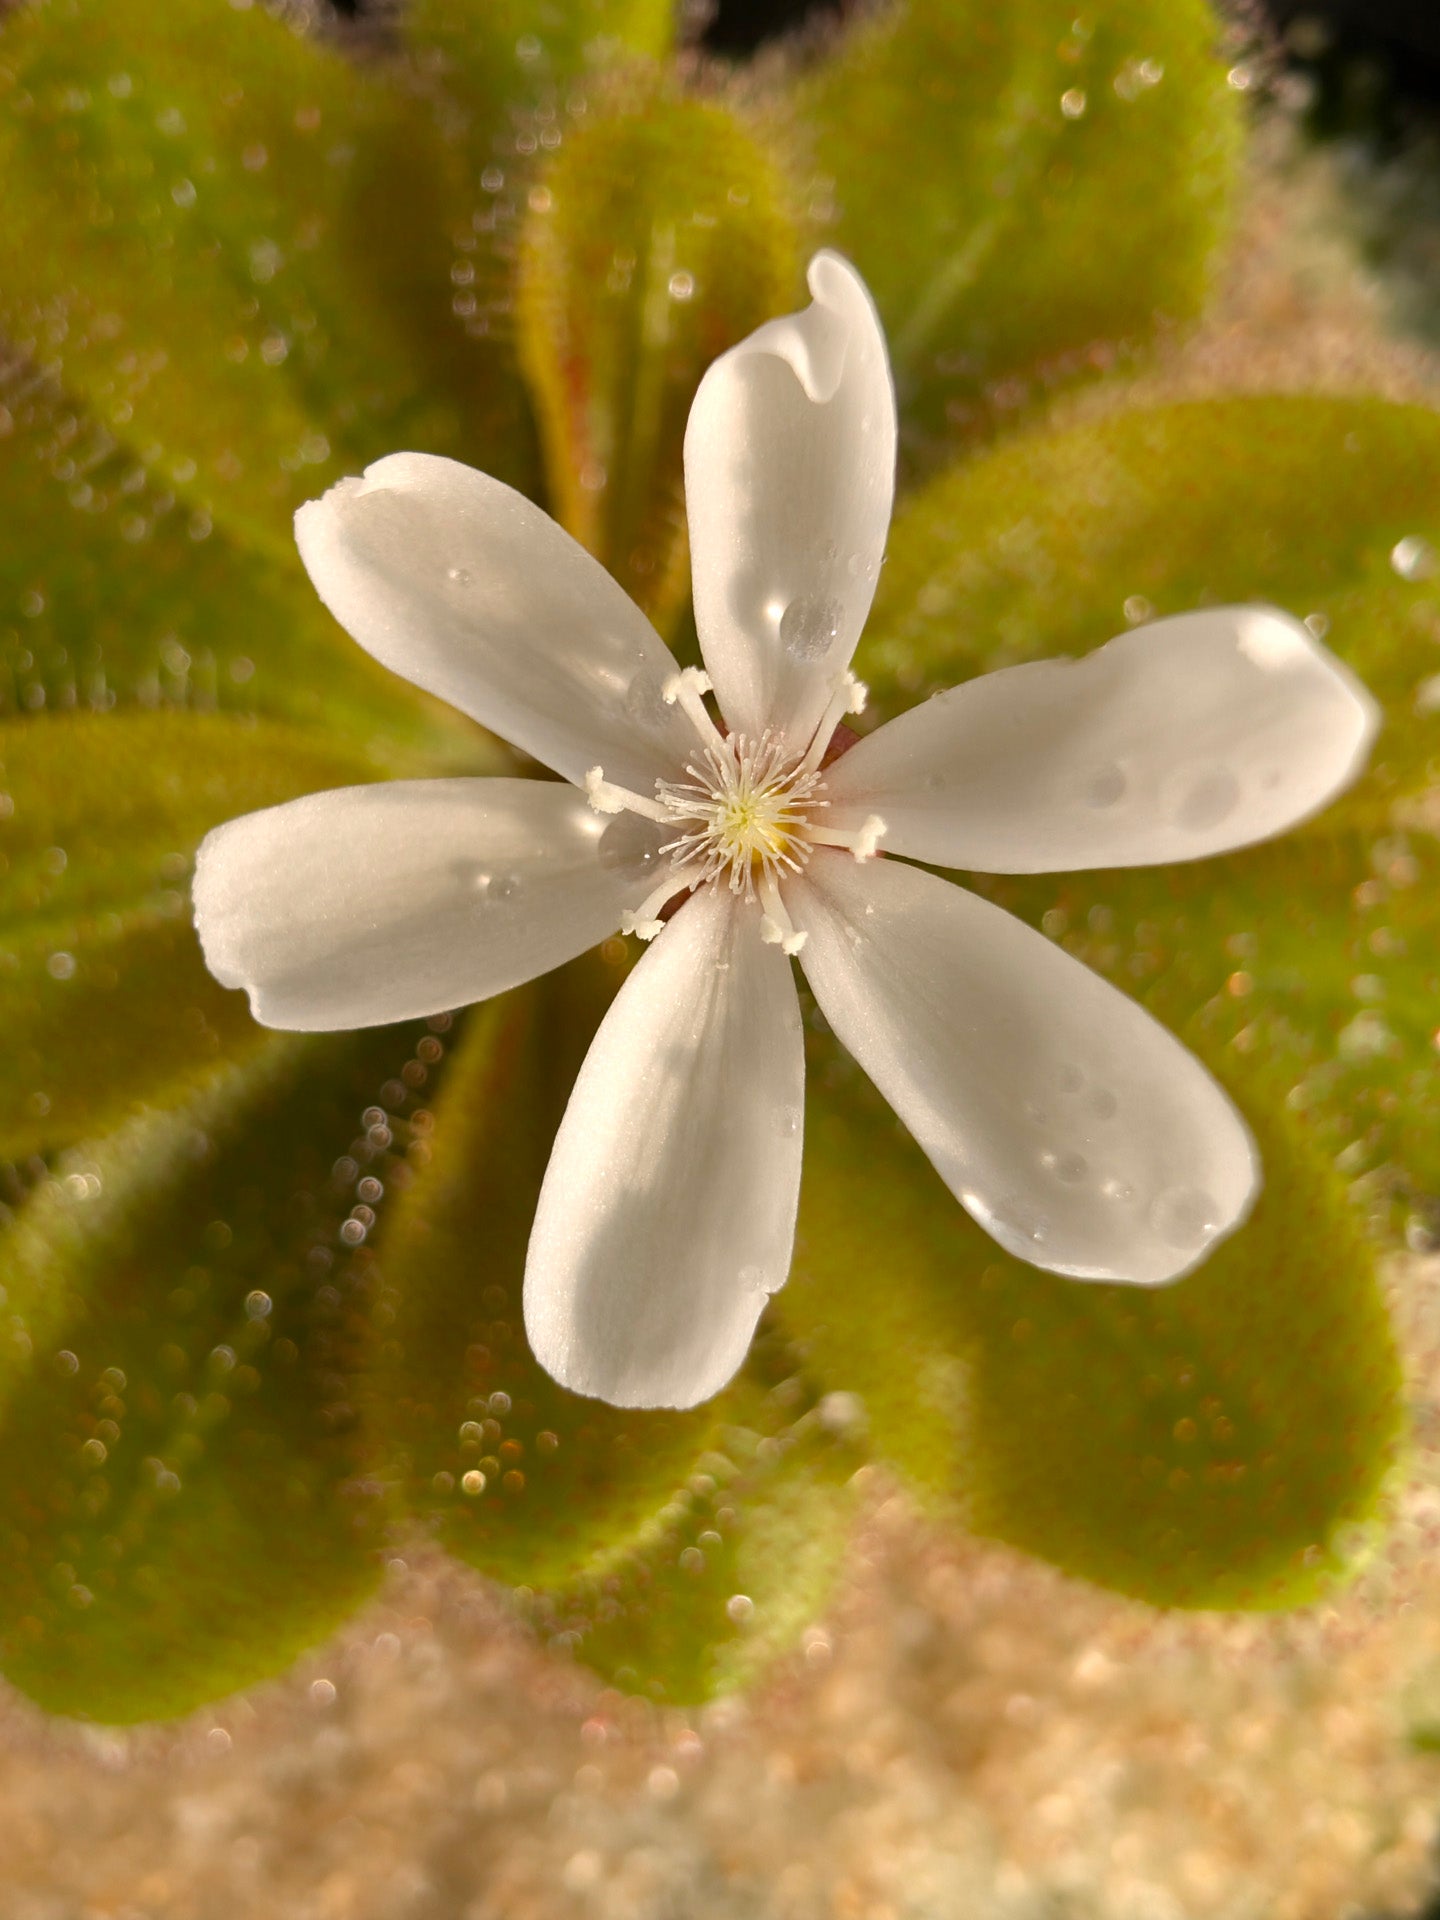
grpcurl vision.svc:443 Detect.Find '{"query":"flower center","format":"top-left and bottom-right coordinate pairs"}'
top-left (656, 731), bottom-right (823, 892)
top-left (585, 667), bottom-right (886, 953)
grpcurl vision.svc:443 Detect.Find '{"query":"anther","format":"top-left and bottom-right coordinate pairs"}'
top-left (584, 765), bottom-right (671, 824)
top-left (810, 813), bottom-right (887, 861)
top-left (758, 874), bottom-right (808, 956)
top-left (800, 672), bottom-right (870, 776)
top-left (663, 666), bottom-right (726, 753)
top-left (620, 874), bottom-right (694, 940)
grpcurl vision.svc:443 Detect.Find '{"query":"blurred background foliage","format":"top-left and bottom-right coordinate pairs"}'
top-left (0, 0), bottom-right (1435, 1723)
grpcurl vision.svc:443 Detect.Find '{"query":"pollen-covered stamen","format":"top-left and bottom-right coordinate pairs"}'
top-left (584, 765), bottom-right (671, 824)
top-left (809, 812), bottom-right (887, 861)
top-left (797, 672), bottom-right (869, 777)
top-left (662, 666), bottom-right (727, 754)
top-left (621, 872), bottom-right (697, 942)
top-left (758, 872), bottom-right (808, 956)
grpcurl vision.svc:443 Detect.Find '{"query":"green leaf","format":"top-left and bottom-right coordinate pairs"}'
top-left (406, 0), bottom-right (677, 136)
top-left (370, 962), bottom-right (724, 1589)
top-left (0, 712), bottom-right (375, 1158)
top-left (861, 395), bottom-right (1440, 802)
top-left (516, 89), bottom-right (798, 623)
top-left (791, 0), bottom-right (1240, 449)
top-left (785, 1012), bottom-right (1402, 1608)
top-left (519, 1390), bottom-right (862, 1703)
top-left (0, 1025), bottom-right (435, 1721)
top-left (0, 0), bottom-right (532, 549)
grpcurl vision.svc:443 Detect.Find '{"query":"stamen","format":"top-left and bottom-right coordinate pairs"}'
top-left (799, 672), bottom-right (870, 776)
top-left (810, 813), bottom-right (887, 861)
top-left (621, 874), bottom-right (694, 940)
top-left (662, 666), bottom-right (727, 753)
top-left (758, 873), bottom-right (808, 956)
top-left (584, 765), bottom-right (671, 824)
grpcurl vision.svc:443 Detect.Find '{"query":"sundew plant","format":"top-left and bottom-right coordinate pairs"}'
top-left (0, 0), bottom-right (1436, 1724)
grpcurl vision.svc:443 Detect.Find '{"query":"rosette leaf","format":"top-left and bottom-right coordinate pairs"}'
top-left (0, 0), bottom-right (531, 549)
top-left (791, 0), bottom-right (1241, 449)
top-left (0, 1027), bottom-right (439, 1722)
top-left (516, 90), bottom-right (798, 623)
top-left (517, 1383), bottom-right (862, 1703)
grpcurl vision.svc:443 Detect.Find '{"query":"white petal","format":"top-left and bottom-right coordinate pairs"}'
top-left (790, 852), bottom-right (1257, 1284)
top-left (524, 888), bottom-right (805, 1409)
top-left (195, 778), bottom-right (665, 1030)
top-left (685, 251), bottom-right (896, 747)
top-left (824, 607), bottom-right (1378, 872)
top-left (295, 453), bottom-right (696, 793)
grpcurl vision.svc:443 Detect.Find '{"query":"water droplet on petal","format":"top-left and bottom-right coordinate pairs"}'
top-left (1084, 763), bottom-right (1126, 809)
top-left (779, 594), bottom-right (846, 662)
top-left (1148, 1186), bottom-right (1219, 1251)
top-left (598, 812), bottom-right (661, 873)
top-left (447, 566), bottom-right (472, 586)
top-left (1173, 765), bottom-right (1240, 831)
top-left (1055, 1153), bottom-right (1088, 1183)
top-left (491, 873), bottom-right (522, 901)
top-left (623, 672), bottom-right (667, 725)
top-left (1088, 1088), bottom-right (1118, 1120)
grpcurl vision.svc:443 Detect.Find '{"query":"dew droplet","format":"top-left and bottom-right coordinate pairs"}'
top-left (446, 566), bottom-right (471, 586)
top-left (597, 811), bottom-right (660, 873)
top-left (1088, 1088), bottom-right (1118, 1120)
top-left (777, 1105), bottom-right (801, 1138)
top-left (1148, 1186), bottom-right (1218, 1251)
top-left (491, 873), bottom-right (522, 901)
top-left (1084, 763), bottom-right (1126, 809)
top-left (779, 594), bottom-right (845, 662)
top-left (1173, 765), bottom-right (1240, 831)
top-left (1101, 1178), bottom-right (1135, 1203)
top-left (1391, 535), bottom-right (1436, 581)
top-left (1055, 1153), bottom-right (1088, 1183)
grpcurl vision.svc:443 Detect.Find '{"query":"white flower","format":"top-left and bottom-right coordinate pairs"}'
top-left (194, 251), bottom-right (1378, 1411)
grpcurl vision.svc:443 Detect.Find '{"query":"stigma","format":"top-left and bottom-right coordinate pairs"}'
top-left (585, 668), bottom-right (886, 951)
